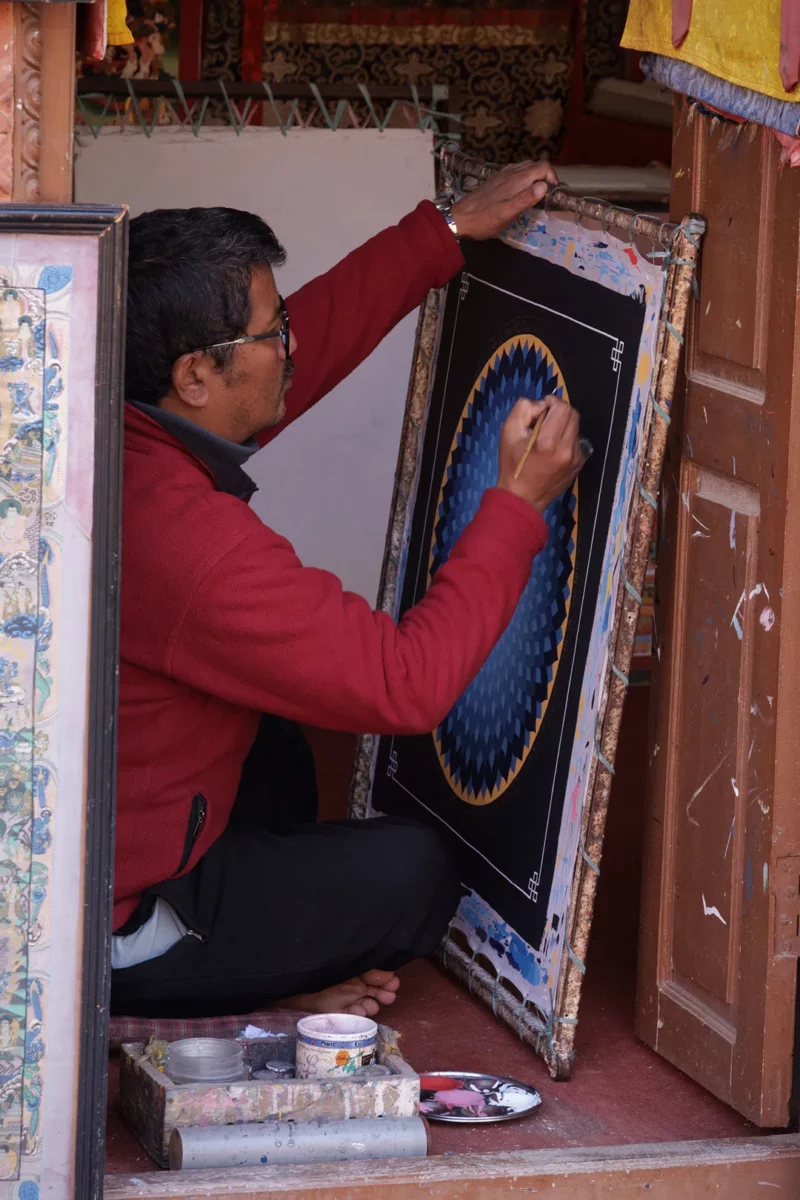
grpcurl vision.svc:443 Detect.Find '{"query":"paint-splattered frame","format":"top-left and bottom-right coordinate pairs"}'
top-left (0, 206), bottom-right (126, 1200)
top-left (350, 151), bottom-right (703, 1079)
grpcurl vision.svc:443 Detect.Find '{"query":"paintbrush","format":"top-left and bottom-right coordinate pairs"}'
top-left (513, 410), bottom-right (548, 481)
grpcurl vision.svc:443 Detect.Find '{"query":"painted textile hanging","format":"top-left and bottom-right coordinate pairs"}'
top-left (351, 152), bottom-right (703, 1076)
top-left (249, 1), bottom-right (574, 162)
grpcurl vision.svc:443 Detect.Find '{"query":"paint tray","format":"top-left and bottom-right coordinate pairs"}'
top-left (119, 1012), bottom-right (419, 1168)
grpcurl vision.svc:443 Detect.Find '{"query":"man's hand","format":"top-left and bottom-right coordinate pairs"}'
top-left (451, 161), bottom-right (559, 242)
top-left (497, 397), bottom-right (584, 513)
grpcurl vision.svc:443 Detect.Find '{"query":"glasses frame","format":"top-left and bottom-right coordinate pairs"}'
top-left (197, 296), bottom-right (291, 357)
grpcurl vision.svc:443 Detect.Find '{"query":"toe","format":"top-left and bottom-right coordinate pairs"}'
top-left (344, 996), bottom-right (380, 1017)
top-left (360, 969), bottom-right (397, 987)
top-left (369, 987), bottom-right (398, 1005)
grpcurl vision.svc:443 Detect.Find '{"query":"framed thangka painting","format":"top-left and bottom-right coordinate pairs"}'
top-left (351, 151), bottom-right (704, 1079)
top-left (0, 208), bottom-right (126, 1200)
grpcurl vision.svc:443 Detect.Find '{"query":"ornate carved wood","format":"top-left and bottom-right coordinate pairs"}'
top-left (0, 1), bottom-right (75, 204)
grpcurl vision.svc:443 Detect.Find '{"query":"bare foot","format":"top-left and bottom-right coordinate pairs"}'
top-left (279, 969), bottom-right (400, 1018)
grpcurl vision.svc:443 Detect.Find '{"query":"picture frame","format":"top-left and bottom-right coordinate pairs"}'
top-left (350, 150), bottom-right (704, 1079)
top-left (0, 205), bottom-right (127, 1200)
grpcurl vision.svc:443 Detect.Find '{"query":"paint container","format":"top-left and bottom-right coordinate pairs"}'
top-left (252, 1061), bottom-right (295, 1080)
top-left (167, 1038), bottom-right (248, 1085)
top-left (169, 1116), bottom-right (430, 1170)
top-left (295, 1013), bottom-right (378, 1079)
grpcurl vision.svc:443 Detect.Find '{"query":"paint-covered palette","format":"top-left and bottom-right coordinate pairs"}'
top-left (419, 1071), bottom-right (542, 1123)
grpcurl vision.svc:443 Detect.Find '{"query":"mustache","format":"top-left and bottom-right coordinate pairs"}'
top-left (283, 357), bottom-right (295, 383)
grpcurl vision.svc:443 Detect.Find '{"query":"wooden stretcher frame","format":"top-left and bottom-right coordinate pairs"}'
top-left (349, 148), bottom-right (704, 1079)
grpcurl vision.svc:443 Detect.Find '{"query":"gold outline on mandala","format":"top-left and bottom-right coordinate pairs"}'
top-left (427, 332), bottom-right (577, 806)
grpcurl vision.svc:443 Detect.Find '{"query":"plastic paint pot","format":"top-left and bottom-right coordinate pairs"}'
top-left (167, 1038), bottom-right (247, 1085)
top-left (295, 1013), bottom-right (378, 1079)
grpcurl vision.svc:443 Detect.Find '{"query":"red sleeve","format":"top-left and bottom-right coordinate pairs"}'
top-left (166, 489), bottom-right (549, 736)
top-left (258, 200), bottom-right (465, 447)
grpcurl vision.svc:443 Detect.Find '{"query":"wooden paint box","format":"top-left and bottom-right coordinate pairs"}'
top-left (119, 1019), bottom-right (419, 1169)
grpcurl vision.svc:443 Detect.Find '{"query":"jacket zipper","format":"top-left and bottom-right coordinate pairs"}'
top-left (174, 793), bottom-right (207, 877)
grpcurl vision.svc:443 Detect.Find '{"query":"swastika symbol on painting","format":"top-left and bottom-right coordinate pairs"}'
top-left (459, 273), bottom-right (470, 300)
top-left (610, 341), bottom-right (624, 372)
top-left (528, 872), bottom-right (540, 903)
top-left (387, 750), bottom-right (398, 779)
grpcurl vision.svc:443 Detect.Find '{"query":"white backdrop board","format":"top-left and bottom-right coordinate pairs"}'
top-left (75, 126), bottom-right (436, 602)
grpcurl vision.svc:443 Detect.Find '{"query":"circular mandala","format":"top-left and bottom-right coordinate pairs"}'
top-left (430, 334), bottom-right (577, 805)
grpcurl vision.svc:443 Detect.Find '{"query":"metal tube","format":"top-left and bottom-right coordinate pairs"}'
top-left (169, 1116), bottom-right (431, 1171)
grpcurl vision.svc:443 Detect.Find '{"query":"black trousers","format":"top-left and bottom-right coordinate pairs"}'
top-left (110, 716), bottom-right (461, 1017)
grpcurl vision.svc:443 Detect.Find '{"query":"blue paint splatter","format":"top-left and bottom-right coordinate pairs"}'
top-left (458, 891), bottom-right (543, 986)
top-left (19, 1181), bottom-right (40, 1200)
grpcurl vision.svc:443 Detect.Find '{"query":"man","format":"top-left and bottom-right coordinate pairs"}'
top-left (111, 162), bottom-right (585, 1020)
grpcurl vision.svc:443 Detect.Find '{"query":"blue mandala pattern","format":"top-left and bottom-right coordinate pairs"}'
top-left (430, 335), bottom-right (577, 805)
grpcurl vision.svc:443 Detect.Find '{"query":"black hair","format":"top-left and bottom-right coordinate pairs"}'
top-left (126, 206), bottom-right (286, 406)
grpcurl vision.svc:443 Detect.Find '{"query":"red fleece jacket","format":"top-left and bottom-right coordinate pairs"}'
top-left (115, 201), bottom-right (548, 929)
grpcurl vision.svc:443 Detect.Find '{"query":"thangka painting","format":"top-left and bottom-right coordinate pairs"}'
top-left (0, 209), bottom-right (126, 1200)
top-left (351, 154), bottom-right (703, 1078)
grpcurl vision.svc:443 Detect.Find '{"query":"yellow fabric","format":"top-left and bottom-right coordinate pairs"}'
top-left (107, 0), bottom-right (134, 47)
top-left (621, 0), bottom-right (790, 101)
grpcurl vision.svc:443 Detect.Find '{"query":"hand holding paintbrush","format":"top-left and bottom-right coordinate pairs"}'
top-left (498, 396), bottom-right (589, 514)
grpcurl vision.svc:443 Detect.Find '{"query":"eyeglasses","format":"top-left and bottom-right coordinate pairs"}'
top-left (196, 297), bottom-right (291, 357)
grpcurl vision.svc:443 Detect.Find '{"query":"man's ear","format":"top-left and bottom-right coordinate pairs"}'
top-left (171, 351), bottom-right (211, 411)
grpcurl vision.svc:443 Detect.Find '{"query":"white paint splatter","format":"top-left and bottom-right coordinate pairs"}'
top-left (733, 456), bottom-right (737, 475)
top-left (729, 511), bottom-right (736, 550)
top-left (758, 797), bottom-right (770, 815)
top-left (649, 743), bottom-right (660, 767)
top-left (749, 583), bottom-right (763, 600)
top-left (767, 696), bottom-right (774, 708)
top-left (731, 589), bottom-right (746, 640)
top-left (702, 895), bottom-right (727, 924)
top-left (686, 752), bottom-right (731, 827)
top-left (748, 736), bottom-right (756, 761)
top-left (730, 777), bottom-right (739, 797)
top-left (724, 818), bottom-right (735, 860)
top-left (760, 606), bottom-right (776, 632)
top-left (703, 405), bottom-right (708, 424)
top-left (692, 530), bottom-right (710, 539)
top-left (682, 491), bottom-right (691, 513)
top-left (763, 864), bottom-right (769, 894)
top-left (692, 513), bottom-right (710, 530)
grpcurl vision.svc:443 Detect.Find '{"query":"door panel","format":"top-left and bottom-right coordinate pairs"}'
top-left (636, 99), bottom-right (800, 1126)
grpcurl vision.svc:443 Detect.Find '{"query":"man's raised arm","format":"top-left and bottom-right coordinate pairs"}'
top-left (259, 162), bottom-right (558, 447)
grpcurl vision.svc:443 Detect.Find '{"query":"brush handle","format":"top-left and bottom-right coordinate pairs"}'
top-left (513, 410), bottom-right (547, 481)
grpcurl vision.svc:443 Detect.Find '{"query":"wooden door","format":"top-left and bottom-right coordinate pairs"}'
top-left (637, 99), bottom-right (800, 1126)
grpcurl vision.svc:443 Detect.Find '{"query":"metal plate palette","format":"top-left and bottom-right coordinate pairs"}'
top-left (419, 1071), bottom-right (542, 1123)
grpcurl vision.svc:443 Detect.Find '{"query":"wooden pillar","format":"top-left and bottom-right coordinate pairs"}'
top-left (0, 0), bottom-right (76, 205)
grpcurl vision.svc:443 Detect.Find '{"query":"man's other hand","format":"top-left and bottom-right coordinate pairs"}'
top-left (497, 397), bottom-right (584, 514)
top-left (451, 161), bottom-right (559, 242)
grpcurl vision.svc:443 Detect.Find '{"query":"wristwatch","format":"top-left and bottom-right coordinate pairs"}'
top-left (434, 197), bottom-right (459, 241)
